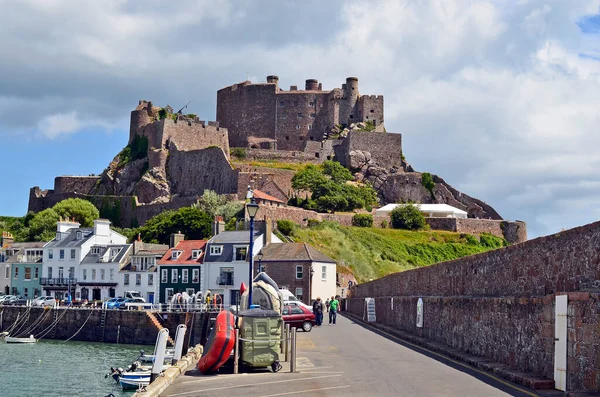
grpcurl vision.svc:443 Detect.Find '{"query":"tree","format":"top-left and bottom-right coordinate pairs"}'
top-left (322, 160), bottom-right (353, 184)
top-left (291, 164), bottom-right (327, 192)
top-left (27, 198), bottom-right (100, 241)
top-left (136, 207), bottom-right (212, 244)
top-left (192, 190), bottom-right (243, 222)
top-left (390, 204), bottom-right (426, 230)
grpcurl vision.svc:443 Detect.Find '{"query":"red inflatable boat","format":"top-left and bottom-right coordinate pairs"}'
top-left (197, 310), bottom-right (235, 374)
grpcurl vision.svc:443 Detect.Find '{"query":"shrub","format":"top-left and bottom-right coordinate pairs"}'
top-left (158, 108), bottom-right (168, 120)
top-left (421, 172), bottom-right (435, 194)
top-left (380, 219), bottom-right (389, 228)
top-left (307, 219), bottom-right (321, 227)
top-left (352, 213), bottom-right (373, 227)
top-left (479, 233), bottom-right (506, 249)
top-left (390, 204), bottom-right (426, 230)
top-left (277, 219), bottom-right (297, 236)
top-left (231, 147), bottom-right (246, 159)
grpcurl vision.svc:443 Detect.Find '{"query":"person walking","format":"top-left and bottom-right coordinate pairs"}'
top-left (329, 296), bottom-right (339, 325)
top-left (313, 297), bottom-right (324, 327)
top-left (325, 298), bottom-right (330, 312)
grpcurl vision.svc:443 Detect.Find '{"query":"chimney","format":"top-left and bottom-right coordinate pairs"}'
top-left (56, 219), bottom-right (81, 234)
top-left (212, 216), bottom-right (225, 236)
top-left (264, 218), bottom-right (272, 245)
top-left (1, 231), bottom-right (14, 248)
top-left (93, 219), bottom-right (111, 237)
top-left (170, 232), bottom-right (185, 248)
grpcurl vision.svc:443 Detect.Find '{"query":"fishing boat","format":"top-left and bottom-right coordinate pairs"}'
top-left (5, 334), bottom-right (37, 343)
top-left (119, 373), bottom-right (150, 390)
top-left (137, 348), bottom-right (175, 363)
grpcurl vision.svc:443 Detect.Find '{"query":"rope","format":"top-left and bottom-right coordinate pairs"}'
top-left (8, 307), bottom-right (32, 336)
top-left (36, 307), bottom-right (71, 340)
top-left (3, 313), bottom-right (21, 334)
top-left (18, 308), bottom-right (54, 337)
top-left (63, 309), bottom-right (95, 342)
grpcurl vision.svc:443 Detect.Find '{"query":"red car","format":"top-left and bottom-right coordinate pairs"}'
top-left (282, 305), bottom-right (315, 332)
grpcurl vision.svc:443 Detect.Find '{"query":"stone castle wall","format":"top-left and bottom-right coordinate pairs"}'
top-left (426, 218), bottom-right (527, 244)
top-left (54, 176), bottom-right (100, 195)
top-left (347, 220), bottom-right (600, 392)
top-left (335, 131), bottom-right (403, 171)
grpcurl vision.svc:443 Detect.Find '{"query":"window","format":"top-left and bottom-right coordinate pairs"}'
top-left (191, 250), bottom-right (202, 259)
top-left (76, 231), bottom-right (82, 240)
top-left (234, 247), bottom-right (247, 261)
top-left (310, 113), bottom-right (316, 118)
top-left (47, 266), bottom-right (52, 279)
top-left (322, 265), bottom-right (327, 280)
top-left (161, 269), bottom-right (168, 283)
top-left (136, 274), bottom-right (141, 286)
top-left (370, 109), bottom-right (374, 113)
top-left (59, 250), bottom-right (64, 259)
top-left (171, 250), bottom-right (181, 260)
top-left (56, 232), bottom-right (61, 241)
top-left (91, 247), bottom-right (101, 255)
top-left (182, 269), bottom-right (189, 283)
top-left (296, 265), bottom-right (303, 279)
top-left (148, 273), bottom-right (154, 286)
top-left (124, 274), bottom-right (130, 285)
top-left (315, 153), bottom-right (320, 158)
top-left (218, 267), bottom-right (234, 285)
top-left (101, 269), bottom-right (105, 281)
top-left (91, 269), bottom-right (96, 281)
top-left (299, 136), bottom-right (303, 140)
top-left (109, 288), bottom-right (115, 298)
top-left (285, 136), bottom-right (289, 140)
top-left (186, 288), bottom-right (195, 296)
top-left (309, 101), bottom-right (315, 107)
top-left (34, 267), bottom-right (39, 279)
top-left (24, 267), bottom-right (31, 280)
top-left (4, 265), bottom-right (8, 279)
top-left (349, 115), bottom-right (354, 119)
top-left (69, 267), bottom-right (74, 278)
top-left (297, 113), bottom-right (302, 118)
top-left (308, 124), bottom-right (312, 130)
top-left (70, 249), bottom-right (76, 259)
top-left (14, 267), bottom-right (19, 279)
top-left (83, 269), bottom-right (87, 281)
top-left (48, 249), bottom-right (53, 260)
top-left (24, 288), bottom-right (28, 298)
top-left (279, 101), bottom-right (285, 107)
top-left (295, 288), bottom-right (303, 302)
top-left (109, 268), bottom-right (114, 281)
top-left (165, 288), bottom-right (174, 302)
top-left (295, 125), bottom-right (300, 130)
top-left (210, 246), bottom-right (223, 255)
top-left (291, 307), bottom-right (303, 315)
top-left (171, 268), bottom-right (178, 283)
top-left (192, 269), bottom-right (199, 283)
top-left (259, 263), bottom-right (266, 273)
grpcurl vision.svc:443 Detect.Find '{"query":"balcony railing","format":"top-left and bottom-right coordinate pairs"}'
top-left (40, 277), bottom-right (77, 286)
top-left (217, 275), bottom-right (234, 286)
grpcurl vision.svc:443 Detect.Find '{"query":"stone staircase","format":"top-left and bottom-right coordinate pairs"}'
top-left (146, 311), bottom-right (174, 345)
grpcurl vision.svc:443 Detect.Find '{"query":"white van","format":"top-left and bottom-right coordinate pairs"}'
top-left (279, 288), bottom-right (313, 312)
top-left (125, 290), bottom-right (146, 302)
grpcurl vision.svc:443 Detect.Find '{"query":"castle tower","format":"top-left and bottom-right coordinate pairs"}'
top-left (305, 79), bottom-right (319, 91)
top-left (129, 100), bottom-right (153, 144)
top-left (266, 75), bottom-right (279, 86)
top-left (339, 77), bottom-right (359, 124)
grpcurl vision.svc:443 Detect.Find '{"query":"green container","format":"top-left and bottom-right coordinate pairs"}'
top-left (239, 309), bottom-right (282, 368)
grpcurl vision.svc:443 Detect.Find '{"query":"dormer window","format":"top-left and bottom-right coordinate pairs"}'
top-left (76, 231), bottom-right (82, 240)
top-left (191, 249), bottom-right (202, 259)
top-left (172, 250), bottom-right (182, 260)
top-left (91, 247), bottom-right (101, 255)
top-left (56, 232), bottom-right (61, 241)
top-left (210, 246), bottom-right (223, 256)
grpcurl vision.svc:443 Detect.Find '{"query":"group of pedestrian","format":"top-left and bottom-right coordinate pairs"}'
top-left (312, 295), bottom-right (340, 326)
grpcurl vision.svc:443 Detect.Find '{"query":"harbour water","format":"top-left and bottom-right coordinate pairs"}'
top-left (0, 339), bottom-right (150, 397)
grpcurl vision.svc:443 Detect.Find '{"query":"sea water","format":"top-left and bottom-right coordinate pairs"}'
top-left (0, 339), bottom-right (151, 397)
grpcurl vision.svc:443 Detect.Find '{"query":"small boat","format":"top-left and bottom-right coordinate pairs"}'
top-left (197, 310), bottom-right (235, 374)
top-left (5, 334), bottom-right (37, 343)
top-left (119, 374), bottom-right (150, 390)
top-left (137, 348), bottom-right (175, 363)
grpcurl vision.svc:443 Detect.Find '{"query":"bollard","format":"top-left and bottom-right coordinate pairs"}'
top-left (284, 323), bottom-right (290, 362)
top-left (290, 327), bottom-right (297, 373)
top-left (280, 321), bottom-right (284, 354)
top-left (233, 328), bottom-right (239, 374)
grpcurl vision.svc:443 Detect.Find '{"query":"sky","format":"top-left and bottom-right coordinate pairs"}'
top-left (0, 0), bottom-right (599, 239)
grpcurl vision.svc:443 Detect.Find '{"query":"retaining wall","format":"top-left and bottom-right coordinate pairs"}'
top-left (347, 220), bottom-right (600, 393)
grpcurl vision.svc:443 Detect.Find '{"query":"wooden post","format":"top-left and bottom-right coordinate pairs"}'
top-left (290, 327), bottom-right (297, 373)
top-left (284, 323), bottom-right (290, 362)
top-left (233, 328), bottom-right (240, 374)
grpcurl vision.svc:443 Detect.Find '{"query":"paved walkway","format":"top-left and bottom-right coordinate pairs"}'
top-left (162, 314), bottom-right (541, 397)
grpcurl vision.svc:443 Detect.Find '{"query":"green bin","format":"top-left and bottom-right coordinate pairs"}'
top-left (239, 309), bottom-right (282, 368)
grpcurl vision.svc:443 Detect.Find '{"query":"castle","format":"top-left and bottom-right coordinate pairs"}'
top-left (27, 75), bottom-right (525, 243)
top-left (217, 76), bottom-right (384, 151)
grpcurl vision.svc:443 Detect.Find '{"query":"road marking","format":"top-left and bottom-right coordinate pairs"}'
top-left (357, 320), bottom-right (541, 397)
top-left (179, 371), bottom-right (277, 384)
top-left (167, 374), bottom-right (341, 396)
top-left (258, 385), bottom-right (352, 397)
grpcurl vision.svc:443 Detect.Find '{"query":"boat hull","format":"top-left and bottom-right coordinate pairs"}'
top-left (197, 310), bottom-right (235, 374)
top-left (5, 336), bottom-right (37, 343)
top-left (119, 375), bottom-right (150, 390)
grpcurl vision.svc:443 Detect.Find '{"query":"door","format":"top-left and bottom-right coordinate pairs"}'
top-left (230, 290), bottom-right (239, 307)
top-left (93, 288), bottom-right (101, 301)
top-left (554, 295), bottom-right (567, 391)
top-left (148, 293), bottom-right (154, 304)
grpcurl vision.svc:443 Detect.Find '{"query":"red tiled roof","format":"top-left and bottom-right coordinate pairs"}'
top-left (158, 240), bottom-right (207, 265)
top-left (253, 189), bottom-right (284, 204)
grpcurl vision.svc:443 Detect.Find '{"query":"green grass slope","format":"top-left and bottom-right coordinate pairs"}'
top-left (292, 222), bottom-right (505, 282)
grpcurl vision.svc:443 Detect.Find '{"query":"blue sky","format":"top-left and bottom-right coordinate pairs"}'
top-left (1, 0), bottom-right (599, 239)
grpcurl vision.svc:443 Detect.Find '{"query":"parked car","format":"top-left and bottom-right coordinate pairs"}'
top-left (5, 295), bottom-right (28, 306)
top-left (282, 305), bottom-right (315, 332)
top-left (106, 297), bottom-right (125, 309)
top-left (0, 294), bottom-right (13, 304)
top-left (118, 298), bottom-right (145, 309)
top-left (32, 296), bottom-right (56, 307)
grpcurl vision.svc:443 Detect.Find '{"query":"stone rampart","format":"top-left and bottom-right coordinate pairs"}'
top-left (54, 176), bottom-right (100, 195)
top-left (0, 307), bottom-right (204, 346)
top-left (347, 221), bottom-right (600, 392)
top-left (425, 218), bottom-right (527, 244)
top-left (334, 131), bottom-right (402, 171)
top-left (243, 147), bottom-right (331, 163)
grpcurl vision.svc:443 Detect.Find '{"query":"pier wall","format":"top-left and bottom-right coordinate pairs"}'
top-left (347, 220), bottom-right (600, 393)
top-left (0, 307), bottom-right (204, 346)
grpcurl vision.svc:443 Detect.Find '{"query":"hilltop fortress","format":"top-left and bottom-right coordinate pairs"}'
top-left (28, 75), bottom-right (526, 243)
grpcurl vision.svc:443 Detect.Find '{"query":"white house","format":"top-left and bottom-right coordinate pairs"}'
top-left (375, 203), bottom-right (468, 219)
top-left (42, 219), bottom-right (127, 301)
top-left (79, 244), bottom-right (131, 301)
top-left (120, 239), bottom-right (169, 303)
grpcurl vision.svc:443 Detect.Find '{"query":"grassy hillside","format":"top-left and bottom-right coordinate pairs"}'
top-left (291, 222), bottom-right (505, 282)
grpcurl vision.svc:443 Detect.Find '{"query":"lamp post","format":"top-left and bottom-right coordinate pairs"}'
top-left (246, 192), bottom-right (260, 309)
top-left (257, 250), bottom-right (263, 273)
top-left (309, 266), bottom-right (315, 304)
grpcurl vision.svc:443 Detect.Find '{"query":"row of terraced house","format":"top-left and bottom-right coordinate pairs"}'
top-left (0, 217), bottom-right (337, 306)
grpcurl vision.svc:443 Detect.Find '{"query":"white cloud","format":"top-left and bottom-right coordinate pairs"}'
top-left (37, 111), bottom-right (81, 139)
